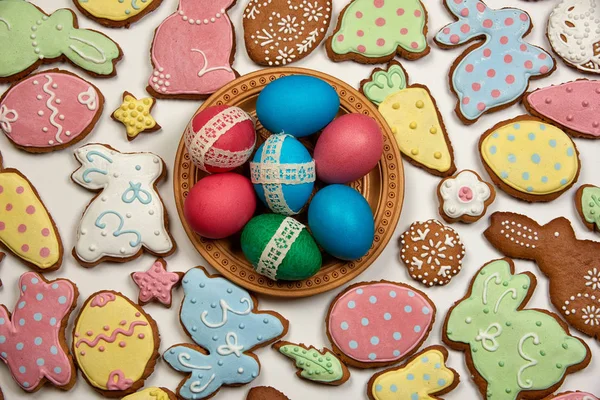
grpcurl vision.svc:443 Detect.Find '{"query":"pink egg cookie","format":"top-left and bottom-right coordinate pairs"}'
top-left (0, 69), bottom-right (103, 153)
top-left (326, 281), bottom-right (435, 368)
top-left (131, 258), bottom-right (182, 308)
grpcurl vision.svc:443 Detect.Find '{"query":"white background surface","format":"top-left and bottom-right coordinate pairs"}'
top-left (0, 0), bottom-right (599, 399)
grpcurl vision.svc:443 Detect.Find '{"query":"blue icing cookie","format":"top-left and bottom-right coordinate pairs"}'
top-left (164, 267), bottom-right (288, 399)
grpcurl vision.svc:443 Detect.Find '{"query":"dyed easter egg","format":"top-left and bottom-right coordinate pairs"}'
top-left (184, 105), bottom-right (256, 173)
top-left (0, 70), bottom-right (102, 152)
top-left (314, 114), bottom-right (384, 184)
top-left (327, 282), bottom-right (435, 367)
top-left (184, 173), bottom-right (256, 239)
top-left (308, 185), bottom-right (374, 260)
top-left (241, 214), bottom-right (322, 281)
top-left (250, 134), bottom-right (315, 215)
top-left (256, 75), bottom-right (340, 137)
top-left (480, 118), bottom-right (580, 201)
top-left (73, 292), bottom-right (159, 396)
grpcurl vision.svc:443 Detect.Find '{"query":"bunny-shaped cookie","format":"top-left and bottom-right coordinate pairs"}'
top-left (71, 144), bottom-right (175, 267)
top-left (485, 211), bottom-right (600, 340)
top-left (0, 0), bottom-right (122, 83)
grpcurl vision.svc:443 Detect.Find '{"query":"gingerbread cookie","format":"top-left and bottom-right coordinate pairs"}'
top-left (435, 0), bottom-right (554, 124)
top-left (548, 0), bottom-right (600, 74)
top-left (0, 152), bottom-right (63, 272)
top-left (399, 220), bottom-right (465, 287)
top-left (71, 144), bottom-right (176, 267)
top-left (576, 185), bottom-right (600, 233)
top-left (73, 291), bottom-right (160, 397)
top-left (0, 69), bottom-right (103, 152)
top-left (360, 61), bottom-right (455, 177)
top-left (273, 341), bottom-right (350, 386)
top-left (122, 387), bottom-right (177, 400)
top-left (367, 346), bottom-right (459, 400)
top-left (0, 272), bottom-right (78, 392)
top-left (131, 258), bottom-right (182, 308)
top-left (147, 0), bottom-right (238, 99)
top-left (524, 80), bottom-right (600, 139)
top-left (485, 212), bottom-right (600, 340)
top-left (164, 267), bottom-right (288, 399)
top-left (112, 92), bottom-right (160, 141)
top-left (437, 170), bottom-right (495, 224)
top-left (326, 281), bottom-right (435, 369)
top-left (326, 0), bottom-right (429, 63)
top-left (444, 258), bottom-right (590, 399)
top-left (247, 386), bottom-right (290, 400)
top-left (243, 0), bottom-right (332, 66)
top-left (548, 392), bottom-right (599, 400)
top-left (479, 116), bottom-right (580, 202)
top-left (0, 0), bottom-right (122, 83)
top-left (73, 0), bottom-right (164, 29)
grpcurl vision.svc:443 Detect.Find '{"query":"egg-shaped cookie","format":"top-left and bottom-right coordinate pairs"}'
top-left (479, 116), bottom-right (580, 202)
top-left (72, 291), bottom-right (159, 397)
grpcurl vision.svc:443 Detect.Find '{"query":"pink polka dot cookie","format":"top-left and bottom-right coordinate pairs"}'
top-left (326, 281), bottom-right (435, 368)
top-left (0, 272), bottom-right (79, 392)
top-left (131, 258), bottom-right (182, 308)
top-left (0, 153), bottom-right (63, 272)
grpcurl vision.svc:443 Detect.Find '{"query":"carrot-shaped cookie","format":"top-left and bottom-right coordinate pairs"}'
top-left (0, 152), bottom-right (63, 271)
top-left (361, 61), bottom-right (456, 177)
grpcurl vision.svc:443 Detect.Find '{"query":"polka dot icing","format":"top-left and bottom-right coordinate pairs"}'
top-left (481, 119), bottom-right (579, 198)
top-left (328, 282), bottom-right (434, 365)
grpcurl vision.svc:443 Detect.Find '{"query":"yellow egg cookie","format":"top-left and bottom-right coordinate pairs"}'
top-left (0, 153), bottom-right (62, 271)
top-left (361, 61), bottom-right (456, 177)
top-left (480, 116), bottom-right (580, 202)
top-left (122, 387), bottom-right (177, 400)
top-left (72, 291), bottom-right (159, 397)
top-left (112, 92), bottom-right (160, 141)
top-left (73, 0), bottom-right (164, 28)
top-left (367, 346), bottom-right (459, 400)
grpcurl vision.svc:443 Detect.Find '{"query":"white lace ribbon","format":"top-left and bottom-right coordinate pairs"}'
top-left (256, 217), bottom-right (305, 280)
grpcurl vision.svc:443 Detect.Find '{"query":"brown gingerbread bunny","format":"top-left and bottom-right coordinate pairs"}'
top-left (485, 211), bottom-right (600, 340)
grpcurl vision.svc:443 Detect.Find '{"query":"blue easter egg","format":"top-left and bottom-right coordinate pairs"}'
top-left (256, 75), bottom-right (340, 138)
top-left (308, 185), bottom-right (375, 261)
top-left (250, 134), bottom-right (315, 215)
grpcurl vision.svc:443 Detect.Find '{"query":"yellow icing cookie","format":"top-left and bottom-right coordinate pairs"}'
top-left (0, 154), bottom-right (61, 271)
top-left (368, 347), bottom-right (458, 400)
top-left (73, 291), bottom-right (159, 395)
top-left (112, 91), bottom-right (160, 140)
top-left (122, 387), bottom-right (176, 400)
top-left (75, 0), bottom-right (161, 25)
top-left (480, 118), bottom-right (579, 198)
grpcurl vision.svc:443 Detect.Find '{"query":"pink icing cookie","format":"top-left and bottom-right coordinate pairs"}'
top-left (326, 281), bottom-right (435, 368)
top-left (0, 69), bottom-right (103, 153)
top-left (0, 272), bottom-right (78, 392)
top-left (524, 80), bottom-right (600, 139)
top-left (131, 258), bottom-right (182, 308)
top-left (550, 392), bottom-right (599, 400)
top-left (147, 0), bottom-right (238, 99)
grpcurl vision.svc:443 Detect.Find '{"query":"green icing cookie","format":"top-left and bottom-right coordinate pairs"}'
top-left (0, 0), bottom-right (121, 79)
top-left (445, 259), bottom-right (589, 400)
top-left (362, 63), bottom-right (406, 105)
top-left (580, 185), bottom-right (600, 230)
top-left (276, 342), bottom-right (347, 384)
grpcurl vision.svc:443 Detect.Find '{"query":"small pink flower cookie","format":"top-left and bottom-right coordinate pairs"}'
top-left (437, 170), bottom-right (495, 223)
top-left (0, 272), bottom-right (78, 392)
top-left (131, 258), bottom-right (182, 308)
top-left (326, 281), bottom-right (435, 368)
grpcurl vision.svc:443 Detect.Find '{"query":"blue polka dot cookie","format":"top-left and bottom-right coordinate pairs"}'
top-left (479, 116), bottom-right (580, 202)
top-left (367, 345), bottom-right (459, 400)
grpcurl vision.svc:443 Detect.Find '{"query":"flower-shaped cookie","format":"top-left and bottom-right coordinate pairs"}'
top-left (437, 170), bottom-right (495, 223)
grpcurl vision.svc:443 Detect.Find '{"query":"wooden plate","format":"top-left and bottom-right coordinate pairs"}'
top-left (173, 67), bottom-right (404, 298)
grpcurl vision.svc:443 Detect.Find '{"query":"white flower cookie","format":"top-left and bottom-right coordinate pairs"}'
top-left (437, 170), bottom-right (495, 223)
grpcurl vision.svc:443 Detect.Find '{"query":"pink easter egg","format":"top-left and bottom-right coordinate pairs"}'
top-left (184, 173), bottom-right (257, 239)
top-left (0, 70), bottom-right (103, 152)
top-left (327, 282), bottom-right (435, 367)
top-left (184, 105), bottom-right (256, 173)
top-left (314, 114), bottom-right (383, 184)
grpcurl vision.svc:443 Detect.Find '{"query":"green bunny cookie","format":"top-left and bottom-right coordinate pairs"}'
top-left (0, 0), bottom-right (121, 81)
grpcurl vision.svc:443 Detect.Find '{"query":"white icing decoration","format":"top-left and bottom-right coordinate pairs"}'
top-left (77, 86), bottom-right (98, 111)
top-left (475, 322), bottom-right (502, 352)
top-left (177, 352), bottom-right (217, 393)
top-left (0, 105), bottom-right (18, 133)
top-left (191, 49), bottom-right (234, 77)
top-left (517, 333), bottom-right (540, 389)
top-left (200, 298), bottom-right (252, 328)
top-left (0, 17), bottom-right (11, 30)
top-left (216, 332), bottom-right (244, 357)
top-left (494, 289), bottom-right (518, 314)
top-left (439, 170), bottom-right (492, 219)
top-left (255, 217), bottom-right (304, 280)
top-left (68, 35), bottom-right (108, 64)
top-left (42, 75), bottom-right (64, 144)
top-left (483, 272), bottom-right (502, 305)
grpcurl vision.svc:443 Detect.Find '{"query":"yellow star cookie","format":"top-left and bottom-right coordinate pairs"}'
top-left (112, 92), bottom-right (160, 141)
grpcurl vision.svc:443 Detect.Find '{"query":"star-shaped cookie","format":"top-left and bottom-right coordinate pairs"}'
top-left (131, 258), bottom-right (182, 307)
top-left (112, 91), bottom-right (160, 141)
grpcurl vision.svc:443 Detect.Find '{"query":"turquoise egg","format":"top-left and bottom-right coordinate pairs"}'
top-left (256, 75), bottom-right (340, 138)
top-left (308, 185), bottom-right (375, 261)
top-left (250, 134), bottom-right (315, 216)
